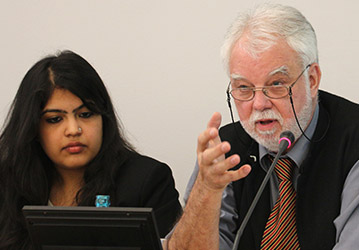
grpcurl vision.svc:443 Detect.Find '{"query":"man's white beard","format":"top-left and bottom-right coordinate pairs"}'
top-left (240, 86), bottom-right (313, 152)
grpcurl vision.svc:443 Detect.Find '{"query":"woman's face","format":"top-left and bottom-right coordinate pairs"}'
top-left (39, 88), bottom-right (103, 173)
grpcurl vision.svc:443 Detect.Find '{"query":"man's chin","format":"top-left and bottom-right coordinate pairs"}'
top-left (241, 122), bottom-right (281, 151)
top-left (251, 130), bottom-right (280, 152)
top-left (255, 128), bottom-right (280, 138)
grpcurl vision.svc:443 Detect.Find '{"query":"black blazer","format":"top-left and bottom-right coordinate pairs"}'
top-left (113, 152), bottom-right (182, 237)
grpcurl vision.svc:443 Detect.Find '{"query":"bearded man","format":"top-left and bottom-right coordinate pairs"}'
top-left (168, 3), bottom-right (359, 250)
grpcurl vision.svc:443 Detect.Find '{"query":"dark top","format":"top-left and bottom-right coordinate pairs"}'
top-left (219, 90), bottom-right (359, 250)
top-left (113, 152), bottom-right (182, 237)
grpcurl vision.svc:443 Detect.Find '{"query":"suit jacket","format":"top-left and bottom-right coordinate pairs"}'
top-left (112, 152), bottom-right (182, 237)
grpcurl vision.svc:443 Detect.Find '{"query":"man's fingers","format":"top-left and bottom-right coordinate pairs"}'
top-left (200, 141), bottom-right (231, 166)
top-left (195, 111), bottom-right (251, 191)
top-left (197, 112), bottom-right (224, 154)
top-left (197, 127), bottom-right (219, 153)
top-left (207, 112), bottom-right (222, 146)
top-left (206, 153), bottom-right (239, 174)
top-left (215, 163), bottom-right (252, 185)
top-left (227, 164), bottom-right (251, 181)
top-left (200, 158), bottom-right (251, 190)
top-left (207, 112), bottom-right (222, 129)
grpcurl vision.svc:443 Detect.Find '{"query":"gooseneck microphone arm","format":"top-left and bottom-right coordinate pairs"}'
top-left (231, 131), bottom-right (295, 250)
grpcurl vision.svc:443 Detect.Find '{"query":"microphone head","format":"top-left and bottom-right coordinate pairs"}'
top-left (278, 131), bottom-right (295, 149)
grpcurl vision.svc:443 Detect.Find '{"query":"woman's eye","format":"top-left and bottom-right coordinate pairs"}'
top-left (79, 112), bottom-right (93, 118)
top-left (45, 116), bottom-right (62, 124)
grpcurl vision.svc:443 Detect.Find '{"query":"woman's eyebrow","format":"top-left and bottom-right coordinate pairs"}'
top-left (40, 109), bottom-right (66, 116)
top-left (72, 104), bottom-right (85, 113)
top-left (41, 104), bottom-right (85, 116)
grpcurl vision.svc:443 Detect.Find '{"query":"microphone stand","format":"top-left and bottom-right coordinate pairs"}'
top-left (231, 133), bottom-right (293, 250)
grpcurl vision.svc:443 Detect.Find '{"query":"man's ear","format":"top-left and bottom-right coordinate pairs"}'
top-left (308, 63), bottom-right (321, 98)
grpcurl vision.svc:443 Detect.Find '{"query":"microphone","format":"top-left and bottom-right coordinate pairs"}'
top-left (278, 131), bottom-right (295, 151)
top-left (231, 131), bottom-right (295, 250)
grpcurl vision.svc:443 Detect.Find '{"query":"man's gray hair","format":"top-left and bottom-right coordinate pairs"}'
top-left (221, 3), bottom-right (318, 75)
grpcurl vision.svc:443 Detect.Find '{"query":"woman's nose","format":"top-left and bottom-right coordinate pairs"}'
top-left (65, 119), bottom-right (82, 136)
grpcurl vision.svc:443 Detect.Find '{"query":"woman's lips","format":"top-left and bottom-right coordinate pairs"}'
top-left (63, 142), bottom-right (86, 154)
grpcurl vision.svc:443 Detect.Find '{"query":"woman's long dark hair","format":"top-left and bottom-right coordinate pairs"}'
top-left (0, 50), bottom-right (136, 249)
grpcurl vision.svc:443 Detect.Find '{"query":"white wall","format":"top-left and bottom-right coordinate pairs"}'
top-left (1, 0), bottom-right (358, 204)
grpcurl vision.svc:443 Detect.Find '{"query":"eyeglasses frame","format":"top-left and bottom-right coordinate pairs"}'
top-left (227, 64), bottom-right (312, 102)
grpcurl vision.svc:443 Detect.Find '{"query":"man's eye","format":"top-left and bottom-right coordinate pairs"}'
top-left (238, 85), bottom-right (252, 89)
top-left (45, 116), bottom-right (62, 124)
top-left (79, 112), bottom-right (94, 118)
top-left (271, 81), bottom-right (284, 86)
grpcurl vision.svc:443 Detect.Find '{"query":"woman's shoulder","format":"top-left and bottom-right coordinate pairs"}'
top-left (119, 151), bottom-right (172, 177)
top-left (112, 151), bottom-right (178, 207)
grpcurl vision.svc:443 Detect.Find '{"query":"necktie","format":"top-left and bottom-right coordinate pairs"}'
top-left (260, 158), bottom-right (300, 250)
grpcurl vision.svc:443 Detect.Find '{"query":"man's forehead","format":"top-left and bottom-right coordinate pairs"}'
top-left (230, 65), bottom-right (290, 80)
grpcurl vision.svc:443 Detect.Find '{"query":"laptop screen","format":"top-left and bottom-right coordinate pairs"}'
top-left (22, 206), bottom-right (163, 250)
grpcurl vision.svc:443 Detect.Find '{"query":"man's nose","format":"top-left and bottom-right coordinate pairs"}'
top-left (252, 90), bottom-right (273, 111)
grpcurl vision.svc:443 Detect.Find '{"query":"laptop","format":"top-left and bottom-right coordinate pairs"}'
top-left (22, 206), bottom-right (163, 250)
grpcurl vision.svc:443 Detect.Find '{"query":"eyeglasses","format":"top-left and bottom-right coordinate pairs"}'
top-left (227, 64), bottom-right (311, 101)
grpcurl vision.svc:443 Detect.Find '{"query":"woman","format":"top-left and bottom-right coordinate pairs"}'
top-left (0, 50), bottom-right (182, 249)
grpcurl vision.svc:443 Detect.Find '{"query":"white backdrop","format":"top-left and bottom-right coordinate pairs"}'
top-left (1, 0), bottom-right (358, 204)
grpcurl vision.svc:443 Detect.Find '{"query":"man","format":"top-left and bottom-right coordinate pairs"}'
top-left (168, 3), bottom-right (359, 250)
